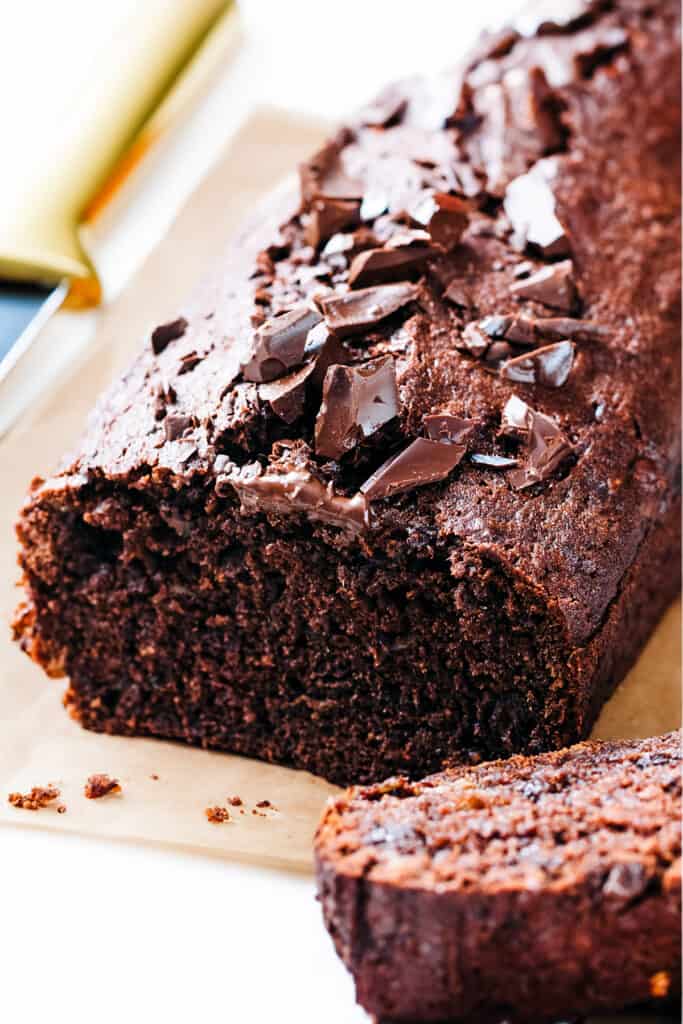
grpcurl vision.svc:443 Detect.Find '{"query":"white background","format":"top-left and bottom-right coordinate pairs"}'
top-left (2, 4), bottom-right (514, 1023)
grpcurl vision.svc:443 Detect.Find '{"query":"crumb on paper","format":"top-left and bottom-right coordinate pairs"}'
top-left (205, 806), bottom-right (231, 824)
top-left (256, 800), bottom-right (272, 808)
top-left (84, 774), bottom-right (122, 799)
top-left (228, 796), bottom-right (243, 807)
top-left (650, 970), bottom-right (671, 999)
top-left (56, 804), bottom-right (67, 814)
top-left (8, 785), bottom-right (60, 811)
top-left (150, 774), bottom-right (160, 781)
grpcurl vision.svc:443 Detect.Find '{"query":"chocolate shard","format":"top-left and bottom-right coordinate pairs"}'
top-left (259, 362), bottom-right (316, 423)
top-left (423, 413), bottom-right (476, 444)
top-left (224, 461), bottom-right (369, 532)
top-left (504, 164), bottom-right (569, 258)
top-left (360, 189), bottom-right (390, 222)
top-left (323, 228), bottom-right (378, 257)
top-left (484, 340), bottom-right (514, 368)
top-left (501, 340), bottom-right (575, 387)
top-left (409, 191), bottom-right (470, 250)
top-left (471, 453), bottom-right (519, 468)
top-left (443, 280), bottom-right (472, 308)
top-left (151, 317), bottom-right (188, 355)
top-left (299, 135), bottom-right (364, 206)
top-left (164, 413), bottom-right (194, 442)
top-left (459, 322), bottom-right (491, 358)
top-left (315, 356), bottom-right (399, 460)
top-left (304, 198), bottom-right (360, 248)
top-left (480, 314), bottom-right (513, 339)
top-left (242, 306), bottom-right (322, 383)
top-left (504, 316), bottom-right (537, 346)
top-left (535, 317), bottom-right (606, 342)
top-left (500, 395), bottom-right (573, 489)
top-left (510, 260), bottom-right (577, 312)
top-left (358, 87), bottom-right (408, 128)
top-left (304, 321), bottom-right (352, 392)
top-left (347, 246), bottom-right (436, 288)
top-left (320, 282), bottom-right (419, 338)
top-left (361, 437), bottom-right (466, 502)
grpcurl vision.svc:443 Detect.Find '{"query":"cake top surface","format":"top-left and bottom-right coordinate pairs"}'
top-left (315, 731), bottom-right (682, 894)
top-left (47, 0), bottom-right (680, 645)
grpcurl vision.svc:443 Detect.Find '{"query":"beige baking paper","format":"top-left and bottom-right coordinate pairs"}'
top-left (0, 111), bottom-right (680, 874)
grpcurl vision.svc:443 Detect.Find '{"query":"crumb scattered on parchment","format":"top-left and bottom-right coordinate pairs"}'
top-left (150, 774), bottom-right (159, 781)
top-left (56, 804), bottom-right (67, 814)
top-left (84, 774), bottom-right (121, 799)
top-left (650, 971), bottom-right (671, 999)
top-left (228, 796), bottom-right (243, 807)
top-left (8, 785), bottom-right (60, 811)
top-left (256, 800), bottom-right (274, 809)
top-left (205, 805), bottom-right (231, 824)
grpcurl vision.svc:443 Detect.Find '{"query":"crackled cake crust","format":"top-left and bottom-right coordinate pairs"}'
top-left (15, 0), bottom-right (681, 784)
top-left (315, 731), bottom-right (683, 1022)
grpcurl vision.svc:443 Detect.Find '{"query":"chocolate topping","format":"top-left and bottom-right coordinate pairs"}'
top-left (347, 246), bottom-right (436, 288)
top-left (222, 460), bottom-right (369, 532)
top-left (259, 362), bottom-right (315, 423)
top-left (361, 437), bottom-right (466, 502)
top-left (409, 191), bottom-right (470, 250)
top-left (242, 306), bottom-right (322, 382)
top-left (423, 414), bottom-right (476, 444)
top-left (504, 163), bottom-right (570, 257)
top-left (320, 282), bottom-right (419, 337)
top-left (510, 260), bottom-right (577, 311)
top-left (151, 317), bottom-right (188, 355)
top-left (501, 395), bottom-right (573, 489)
top-left (304, 198), bottom-right (359, 248)
top-left (315, 356), bottom-right (399, 460)
top-left (501, 340), bottom-right (576, 387)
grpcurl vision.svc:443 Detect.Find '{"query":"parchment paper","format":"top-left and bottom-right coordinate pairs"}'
top-left (0, 111), bottom-right (680, 874)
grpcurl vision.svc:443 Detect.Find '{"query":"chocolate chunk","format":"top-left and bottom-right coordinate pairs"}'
top-left (242, 305), bottom-right (322, 382)
top-left (504, 164), bottom-right (569, 258)
top-left (315, 356), bottom-right (398, 460)
top-left (510, 260), bottom-right (577, 312)
top-left (443, 280), bottom-right (472, 307)
top-left (484, 340), bottom-right (514, 367)
top-left (470, 453), bottom-right (519, 468)
top-left (574, 26), bottom-right (629, 79)
top-left (320, 282), bottom-right (419, 337)
top-left (323, 228), bottom-right (378, 257)
top-left (504, 316), bottom-right (538, 346)
top-left (468, 27), bottom-right (521, 67)
top-left (164, 414), bottom-right (194, 442)
top-left (300, 135), bottom-right (364, 205)
top-left (501, 396), bottom-right (573, 489)
top-left (151, 317), bottom-right (188, 355)
top-left (347, 246), bottom-right (436, 288)
top-left (360, 189), bottom-right (390, 222)
top-left (305, 323), bottom-right (352, 393)
top-left (359, 87), bottom-right (408, 128)
top-left (480, 314), bottom-right (513, 338)
top-left (304, 198), bottom-right (359, 248)
top-left (361, 438), bottom-right (466, 502)
top-left (534, 317), bottom-right (606, 342)
top-left (513, 260), bottom-right (535, 279)
top-left (459, 322), bottom-right (491, 358)
top-left (225, 461), bottom-right (369, 532)
top-left (501, 340), bottom-right (575, 387)
top-left (423, 414), bottom-right (476, 444)
top-left (177, 350), bottom-right (201, 375)
top-left (409, 191), bottom-right (469, 250)
top-left (259, 362), bottom-right (315, 423)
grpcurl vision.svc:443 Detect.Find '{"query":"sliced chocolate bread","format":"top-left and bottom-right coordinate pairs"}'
top-left (315, 731), bottom-right (682, 1022)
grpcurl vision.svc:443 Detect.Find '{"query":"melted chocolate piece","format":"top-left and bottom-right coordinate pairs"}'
top-left (471, 453), bottom-right (519, 468)
top-left (151, 317), bottom-right (188, 355)
top-left (347, 245), bottom-right (436, 288)
top-left (361, 437), bottom-right (466, 502)
top-left (242, 306), bottom-right (322, 382)
top-left (359, 87), bottom-right (408, 128)
top-left (501, 395), bottom-right (573, 489)
top-left (510, 260), bottom-right (577, 312)
top-left (223, 461), bottom-right (369, 532)
top-left (504, 164), bottom-right (569, 258)
top-left (423, 414), bottom-right (476, 444)
top-left (320, 282), bottom-right (419, 337)
top-left (315, 356), bottom-right (398, 459)
top-left (304, 198), bottom-right (359, 248)
top-left (259, 362), bottom-right (315, 423)
top-left (409, 191), bottom-right (470, 250)
top-left (501, 340), bottom-right (576, 387)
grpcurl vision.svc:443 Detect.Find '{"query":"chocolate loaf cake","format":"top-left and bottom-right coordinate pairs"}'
top-left (315, 731), bottom-right (682, 1023)
top-left (15, 0), bottom-right (681, 784)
